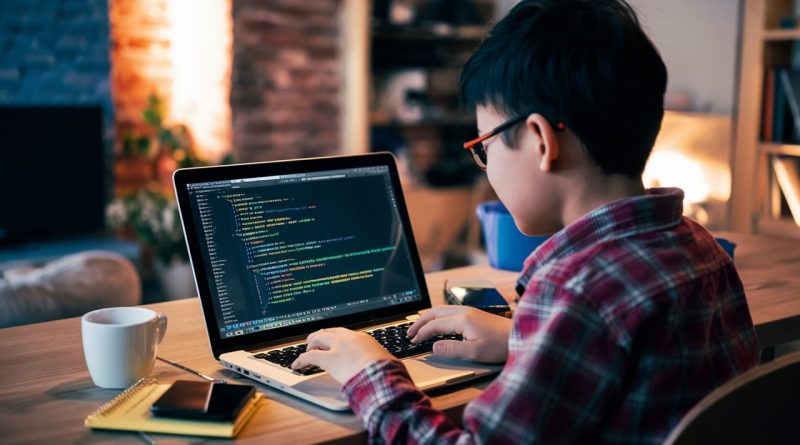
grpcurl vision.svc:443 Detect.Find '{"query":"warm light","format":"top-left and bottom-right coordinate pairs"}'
top-left (642, 112), bottom-right (733, 227)
top-left (773, 158), bottom-right (800, 227)
top-left (167, 0), bottom-right (232, 162)
top-left (643, 149), bottom-right (711, 204)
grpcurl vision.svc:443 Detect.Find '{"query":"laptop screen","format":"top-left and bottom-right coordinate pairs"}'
top-left (184, 164), bottom-right (424, 341)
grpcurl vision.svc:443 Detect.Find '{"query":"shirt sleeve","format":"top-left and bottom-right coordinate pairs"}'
top-left (342, 292), bottom-right (627, 444)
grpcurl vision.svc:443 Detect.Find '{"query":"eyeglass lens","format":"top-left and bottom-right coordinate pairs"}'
top-left (473, 142), bottom-right (487, 167)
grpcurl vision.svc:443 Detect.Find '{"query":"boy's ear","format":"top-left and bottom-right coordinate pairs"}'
top-left (525, 113), bottom-right (559, 172)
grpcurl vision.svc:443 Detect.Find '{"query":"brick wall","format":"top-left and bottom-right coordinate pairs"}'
top-left (231, 0), bottom-right (342, 162)
top-left (0, 0), bottom-right (343, 163)
top-left (108, 0), bottom-right (171, 133)
top-left (0, 0), bottom-right (112, 129)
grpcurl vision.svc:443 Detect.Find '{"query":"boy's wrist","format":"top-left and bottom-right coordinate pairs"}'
top-left (342, 359), bottom-right (423, 426)
top-left (342, 359), bottom-right (399, 393)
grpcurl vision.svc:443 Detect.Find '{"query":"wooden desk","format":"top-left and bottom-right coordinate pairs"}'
top-left (0, 272), bottom-right (488, 445)
top-left (712, 232), bottom-right (800, 351)
top-left (0, 232), bottom-right (797, 443)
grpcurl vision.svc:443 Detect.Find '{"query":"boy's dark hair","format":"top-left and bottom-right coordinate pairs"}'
top-left (460, 0), bottom-right (667, 177)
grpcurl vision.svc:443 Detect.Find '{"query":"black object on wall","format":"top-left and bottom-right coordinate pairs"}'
top-left (0, 105), bottom-right (106, 244)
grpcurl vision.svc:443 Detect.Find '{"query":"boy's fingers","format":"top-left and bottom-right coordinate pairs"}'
top-left (408, 306), bottom-right (464, 337)
top-left (411, 316), bottom-right (462, 343)
top-left (291, 350), bottom-right (327, 370)
top-left (432, 339), bottom-right (478, 361)
top-left (406, 316), bottom-right (431, 338)
top-left (307, 330), bottom-right (335, 350)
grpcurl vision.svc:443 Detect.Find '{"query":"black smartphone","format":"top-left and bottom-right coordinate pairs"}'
top-left (150, 380), bottom-right (255, 421)
top-left (444, 280), bottom-right (510, 315)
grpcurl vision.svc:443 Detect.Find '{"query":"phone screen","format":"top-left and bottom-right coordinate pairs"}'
top-left (152, 380), bottom-right (212, 415)
top-left (151, 380), bottom-right (255, 421)
top-left (447, 286), bottom-right (508, 307)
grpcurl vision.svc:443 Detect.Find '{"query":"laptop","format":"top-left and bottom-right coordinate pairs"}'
top-left (173, 152), bottom-right (499, 410)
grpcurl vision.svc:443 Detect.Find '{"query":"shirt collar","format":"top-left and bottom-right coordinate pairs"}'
top-left (515, 187), bottom-right (685, 296)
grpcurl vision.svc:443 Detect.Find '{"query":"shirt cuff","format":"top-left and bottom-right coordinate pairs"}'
top-left (342, 359), bottom-right (427, 431)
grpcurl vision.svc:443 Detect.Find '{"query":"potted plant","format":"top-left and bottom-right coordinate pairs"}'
top-left (109, 94), bottom-right (234, 299)
top-left (107, 185), bottom-right (194, 300)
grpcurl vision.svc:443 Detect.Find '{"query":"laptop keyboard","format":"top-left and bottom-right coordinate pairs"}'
top-left (252, 322), bottom-right (463, 376)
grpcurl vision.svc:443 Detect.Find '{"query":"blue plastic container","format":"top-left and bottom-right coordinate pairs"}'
top-left (715, 238), bottom-right (736, 260)
top-left (476, 201), bottom-right (550, 271)
top-left (477, 201), bottom-right (736, 270)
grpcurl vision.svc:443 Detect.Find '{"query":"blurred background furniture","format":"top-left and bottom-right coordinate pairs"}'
top-left (0, 0), bottom-right (792, 327)
top-left (732, 0), bottom-right (800, 240)
top-left (0, 250), bottom-right (141, 328)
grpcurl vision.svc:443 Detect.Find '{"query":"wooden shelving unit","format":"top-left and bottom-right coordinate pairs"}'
top-left (763, 28), bottom-right (800, 40)
top-left (732, 0), bottom-right (800, 239)
top-left (340, 1), bottom-right (499, 270)
top-left (340, 1), bottom-right (494, 165)
top-left (760, 142), bottom-right (800, 156)
top-left (370, 116), bottom-right (476, 128)
top-left (367, 2), bottom-right (496, 188)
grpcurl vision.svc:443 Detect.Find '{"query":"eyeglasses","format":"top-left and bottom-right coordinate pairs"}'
top-left (462, 114), bottom-right (565, 170)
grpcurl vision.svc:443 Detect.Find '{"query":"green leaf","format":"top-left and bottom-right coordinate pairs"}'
top-left (136, 136), bottom-right (151, 156)
top-left (142, 109), bottom-right (161, 128)
top-left (143, 94), bottom-right (164, 128)
top-left (219, 153), bottom-right (237, 165)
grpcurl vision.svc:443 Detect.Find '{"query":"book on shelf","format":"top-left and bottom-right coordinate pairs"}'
top-left (772, 157), bottom-right (800, 227)
top-left (781, 69), bottom-right (800, 142)
top-left (762, 67), bottom-right (800, 143)
top-left (763, 67), bottom-right (775, 142)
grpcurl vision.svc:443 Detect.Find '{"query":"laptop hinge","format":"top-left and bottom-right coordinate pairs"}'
top-left (346, 311), bottom-right (419, 331)
top-left (244, 334), bottom-right (309, 352)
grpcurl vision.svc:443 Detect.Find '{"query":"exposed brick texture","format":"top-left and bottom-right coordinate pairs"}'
top-left (108, 0), bottom-right (171, 134)
top-left (0, 0), bottom-right (343, 165)
top-left (0, 0), bottom-right (113, 140)
top-left (231, 0), bottom-right (342, 162)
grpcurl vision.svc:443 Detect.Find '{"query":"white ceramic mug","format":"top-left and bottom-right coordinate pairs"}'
top-left (81, 307), bottom-right (168, 389)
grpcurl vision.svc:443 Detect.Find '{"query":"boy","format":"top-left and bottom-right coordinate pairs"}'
top-left (292, 0), bottom-right (760, 443)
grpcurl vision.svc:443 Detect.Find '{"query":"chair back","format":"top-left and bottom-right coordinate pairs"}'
top-left (664, 351), bottom-right (800, 445)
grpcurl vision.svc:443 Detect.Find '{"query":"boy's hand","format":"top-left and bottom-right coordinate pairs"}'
top-left (407, 306), bottom-right (512, 363)
top-left (291, 328), bottom-right (394, 384)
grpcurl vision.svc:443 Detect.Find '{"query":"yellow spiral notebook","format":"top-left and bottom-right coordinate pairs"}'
top-left (84, 378), bottom-right (263, 438)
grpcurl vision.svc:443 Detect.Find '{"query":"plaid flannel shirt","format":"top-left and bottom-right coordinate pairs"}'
top-left (343, 188), bottom-right (760, 444)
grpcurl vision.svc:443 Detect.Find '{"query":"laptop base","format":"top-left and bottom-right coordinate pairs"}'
top-left (221, 352), bottom-right (501, 411)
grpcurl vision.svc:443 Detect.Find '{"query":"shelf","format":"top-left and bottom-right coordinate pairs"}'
top-left (763, 28), bottom-right (800, 41)
top-left (732, 1), bottom-right (800, 233)
top-left (371, 62), bottom-right (466, 71)
top-left (760, 142), bottom-right (800, 156)
top-left (371, 24), bottom-right (484, 43)
top-left (372, 118), bottom-right (475, 128)
top-left (371, 26), bottom-right (479, 68)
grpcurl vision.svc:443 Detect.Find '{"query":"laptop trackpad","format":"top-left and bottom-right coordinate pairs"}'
top-left (405, 355), bottom-right (476, 390)
top-left (291, 374), bottom-right (350, 410)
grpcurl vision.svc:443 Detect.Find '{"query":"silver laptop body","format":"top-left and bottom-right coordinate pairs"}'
top-left (174, 153), bottom-right (499, 410)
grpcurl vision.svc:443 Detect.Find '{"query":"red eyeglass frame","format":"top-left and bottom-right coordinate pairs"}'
top-left (462, 114), bottom-right (566, 170)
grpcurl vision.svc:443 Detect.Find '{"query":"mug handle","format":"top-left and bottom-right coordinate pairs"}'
top-left (156, 313), bottom-right (168, 344)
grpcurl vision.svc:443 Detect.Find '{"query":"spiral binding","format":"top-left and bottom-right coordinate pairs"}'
top-left (87, 377), bottom-right (158, 418)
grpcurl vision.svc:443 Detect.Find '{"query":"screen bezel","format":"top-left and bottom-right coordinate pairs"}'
top-left (173, 152), bottom-right (432, 359)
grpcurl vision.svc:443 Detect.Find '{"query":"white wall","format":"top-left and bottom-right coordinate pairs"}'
top-left (628, 0), bottom-right (740, 115)
top-left (496, 0), bottom-right (742, 115)
top-left (629, 0), bottom-right (739, 230)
